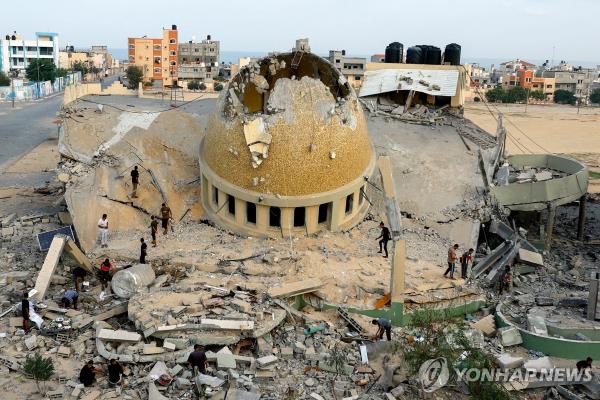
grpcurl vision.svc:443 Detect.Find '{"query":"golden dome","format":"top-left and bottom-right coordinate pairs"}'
top-left (201, 52), bottom-right (373, 197)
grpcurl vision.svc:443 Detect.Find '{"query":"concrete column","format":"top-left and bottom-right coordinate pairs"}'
top-left (305, 205), bottom-right (319, 234)
top-left (234, 198), bottom-right (246, 226)
top-left (390, 240), bottom-right (406, 304)
top-left (578, 195), bottom-right (587, 241)
top-left (216, 189), bottom-right (227, 216)
top-left (545, 203), bottom-right (557, 251)
top-left (587, 272), bottom-right (600, 321)
top-left (201, 175), bottom-right (209, 210)
top-left (280, 207), bottom-right (294, 237)
top-left (330, 200), bottom-right (342, 232)
top-left (256, 204), bottom-right (269, 232)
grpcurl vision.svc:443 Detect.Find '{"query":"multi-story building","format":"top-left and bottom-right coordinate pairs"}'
top-left (531, 76), bottom-right (555, 100)
top-left (0, 32), bottom-right (59, 75)
top-left (178, 35), bottom-right (220, 83)
top-left (370, 54), bottom-right (385, 63)
top-left (538, 69), bottom-right (597, 102)
top-left (128, 25), bottom-right (178, 86)
top-left (492, 59), bottom-right (536, 83)
top-left (58, 47), bottom-right (111, 72)
top-left (327, 50), bottom-right (366, 88)
top-left (465, 63), bottom-right (491, 87)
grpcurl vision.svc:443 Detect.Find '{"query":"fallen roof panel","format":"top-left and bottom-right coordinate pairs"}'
top-left (359, 68), bottom-right (459, 98)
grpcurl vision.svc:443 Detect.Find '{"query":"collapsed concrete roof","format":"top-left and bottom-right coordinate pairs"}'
top-left (201, 52), bottom-right (374, 197)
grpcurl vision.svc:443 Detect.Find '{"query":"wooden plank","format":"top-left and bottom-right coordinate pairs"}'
top-left (267, 278), bottom-right (324, 299)
top-left (33, 235), bottom-right (67, 300)
top-left (200, 319), bottom-right (254, 331)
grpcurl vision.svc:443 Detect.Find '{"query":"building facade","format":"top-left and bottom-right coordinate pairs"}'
top-left (328, 50), bottom-right (366, 88)
top-left (539, 70), bottom-right (597, 103)
top-left (178, 36), bottom-right (220, 83)
top-left (0, 32), bottom-right (59, 74)
top-left (128, 25), bottom-right (178, 86)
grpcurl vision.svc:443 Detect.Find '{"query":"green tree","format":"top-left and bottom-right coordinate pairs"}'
top-left (590, 88), bottom-right (600, 104)
top-left (199, 82), bottom-right (207, 91)
top-left (126, 65), bottom-right (144, 89)
top-left (72, 61), bottom-right (89, 75)
top-left (56, 68), bottom-right (68, 79)
top-left (528, 90), bottom-right (546, 101)
top-left (24, 353), bottom-right (54, 396)
top-left (554, 89), bottom-right (576, 105)
top-left (214, 83), bottom-right (224, 91)
top-left (0, 71), bottom-right (10, 86)
top-left (505, 86), bottom-right (527, 103)
top-left (26, 59), bottom-right (57, 83)
top-left (187, 80), bottom-right (200, 91)
top-left (485, 86), bottom-right (505, 103)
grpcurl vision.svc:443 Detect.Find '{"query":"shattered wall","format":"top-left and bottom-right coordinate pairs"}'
top-left (202, 52), bottom-right (373, 197)
top-left (59, 102), bottom-right (204, 251)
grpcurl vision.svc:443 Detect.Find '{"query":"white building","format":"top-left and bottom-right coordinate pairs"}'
top-left (0, 32), bottom-right (59, 75)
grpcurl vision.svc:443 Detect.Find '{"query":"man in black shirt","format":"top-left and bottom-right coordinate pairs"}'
top-left (140, 238), bottom-right (147, 264)
top-left (21, 292), bottom-right (30, 333)
top-left (376, 222), bottom-right (391, 258)
top-left (73, 266), bottom-right (87, 292)
top-left (107, 359), bottom-right (124, 387)
top-left (79, 361), bottom-right (100, 387)
top-left (131, 166), bottom-right (139, 198)
top-left (188, 344), bottom-right (208, 375)
top-left (577, 357), bottom-right (593, 372)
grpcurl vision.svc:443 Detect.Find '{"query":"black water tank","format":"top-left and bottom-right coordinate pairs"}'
top-left (342, 49), bottom-right (346, 56)
top-left (444, 43), bottom-right (461, 65)
top-left (207, 34), bottom-right (211, 40)
top-left (171, 24), bottom-right (177, 30)
top-left (406, 46), bottom-right (423, 64)
top-left (424, 46), bottom-right (441, 65)
top-left (385, 42), bottom-right (403, 63)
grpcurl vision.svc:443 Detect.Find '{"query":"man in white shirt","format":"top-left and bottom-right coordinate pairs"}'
top-left (98, 214), bottom-right (109, 248)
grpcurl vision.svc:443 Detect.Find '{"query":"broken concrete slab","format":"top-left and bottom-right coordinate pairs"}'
top-left (497, 326), bottom-right (523, 346)
top-left (81, 390), bottom-right (101, 400)
top-left (225, 389), bottom-right (261, 400)
top-left (33, 234), bottom-right (67, 300)
top-left (97, 329), bottom-right (141, 343)
top-left (267, 278), bottom-right (324, 299)
top-left (200, 319), bottom-right (254, 331)
top-left (523, 356), bottom-right (554, 372)
top-left (216, 353), bottom-right (236, 370)
top-left (496, 354), bottom-right (524, 370)
top-left (471, 314), bottom-right (496, 337)
top-left (148, 382), bottom-right (169, 400)
top-left (518, 248), bottom-right (544, 267)
top-left (527, 314), bottom-right (548, 336)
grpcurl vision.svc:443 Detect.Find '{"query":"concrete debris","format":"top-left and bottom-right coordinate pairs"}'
top-left (111, 263), bottom-right (156, 299)
top-left (496, 353), bottom-right (524, 370)
top-left (497, 326), bottom-right (523, 346)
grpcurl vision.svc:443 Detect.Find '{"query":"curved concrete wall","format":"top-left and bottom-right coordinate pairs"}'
top-left (491, 154), bottom-right (588, 212)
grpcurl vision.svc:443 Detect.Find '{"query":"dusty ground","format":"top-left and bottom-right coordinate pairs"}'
top-left (465, 102), bottom-right (600, 192)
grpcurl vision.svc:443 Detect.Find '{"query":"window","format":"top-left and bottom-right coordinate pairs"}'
top-left (246, 202), bottom-right (256, 224)
top-left (195, 48), bottom-right (199, 52)
top-left (154, 67), bottom-right (161, 73)
top-left (129, 44), bottom-right (135, 49)
top-left (170, 61), bottom-right (177, 66)
top-left (154, 45), bottom-right (161, 51)
top-left (547, 84), bottom-right (553, 89)
top-left (145, 45), bottom-right (149, 50)
top-left (129, 56), bottom-right (135, 61)
top-left (212, 187), bottom-right (219, 206)
top-left (145, 57), bottom-right (149, 61)
top-left (154, 57), bottom-right (161, 64)
top-left (318, 203), bottom-right (330, 224)
top-left (227, 195), bottom-right (235, 216)
top-left (269, 207), bottom-right (281, 227)
top-left (170, 51), bottom-right (176, 56)
top-left (355, 76), bottom-right (361, 81)
top-left (345, 193), bottom-right (354, 215)
top-left (182, 58), bottom-right (187, 63)
top-left (206, 73), bottom-right (211, 78)
top-left (169, 39), bottom-right (176, 44)
top-left (293, 208), bottom-right (305, 227)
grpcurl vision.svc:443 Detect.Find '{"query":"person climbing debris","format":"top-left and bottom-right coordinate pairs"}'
top-left (460, 248), bottom-right (474, 279)
top-left (98, 214), bottom-right (109, 248)
top-left (61, 289), bottom-right (79, 310)
top-left (73, 266), bottom-right (87, 292)
top-left (99, 258), bottom-right (113, 290)
top-left (371, 318), bottom-right (392, 341)
top-left (444, 244), bottom-right (459, 279)
top-left (188, 344), bottom-right (208, 375)
top-left (376, 221), bottom-right (390, 258)
top-left (160, 203), bottom-right (172, 235)
top-left (140, 238), bottom-right (147, 264)
top-left (498, 265), bottom-right (512, 295)
top-left (577, 357), bottom-right (593, 372)
top-left (131, 166), bottom-right (140, 198)
top-left (150, 216), bottom-right (158, 247)
top-left (107, 359), bottom-right (124, 387)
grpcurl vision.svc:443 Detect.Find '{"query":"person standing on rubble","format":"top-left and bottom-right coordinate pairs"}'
top-left (376, 222), bottom-right (391, 258)
top-left (150, 216), bottom-right (158, 247)
top-left (79, 360), bottom-right (101, 387)
top-left (73, 266), bottom-right (87, 292)
top-left (444, 244), bottom-right (459, 280)
top-left (99, 258), bottom-right (113, 290)
top-left (188, 344), bottom-right (208, 375)
top-left (98, 214), bottom-right (109, 248)
top-left (61, 289), bottom-right (79, 310)
top-left (498, 265), bottom-right (512, 295)
top-left (160, 203), bottom-right (172, 235)
top-left (130, 166), bottom-right (139, 198)
top-left (107, 359), bottom-right (124, 387)
top-left (371, 318), bottom-right (392, 341)
top-left (139, 238), bottom-right (147, 264)
top-left (460, 248), bottom-right (474, 279)
top-left (21, 292), bottom-right (30, 333)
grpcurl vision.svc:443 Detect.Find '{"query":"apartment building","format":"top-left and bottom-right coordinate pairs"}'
top-left (128, 25), bottom-right (178, 86)
top-left (539, 69), bottom-right (597, 102)
top-left (0, 32), bottom-right (59, 74)
top-left (328, 50), bottom-right (366, 88)
top-left (178, 35), bottom-right (220, 83)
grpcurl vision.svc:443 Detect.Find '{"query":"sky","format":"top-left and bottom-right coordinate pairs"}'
top-left (2, 0), bottom-right (599, 65)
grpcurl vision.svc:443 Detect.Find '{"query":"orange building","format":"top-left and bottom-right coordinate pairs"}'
top-left (517, 68), bottom-right (533, 89)
top-left (128, 25), bottom-right (178, 86)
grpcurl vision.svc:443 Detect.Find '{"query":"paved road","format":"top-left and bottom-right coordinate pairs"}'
top-left (0, 94), bottom-right (63, 170)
